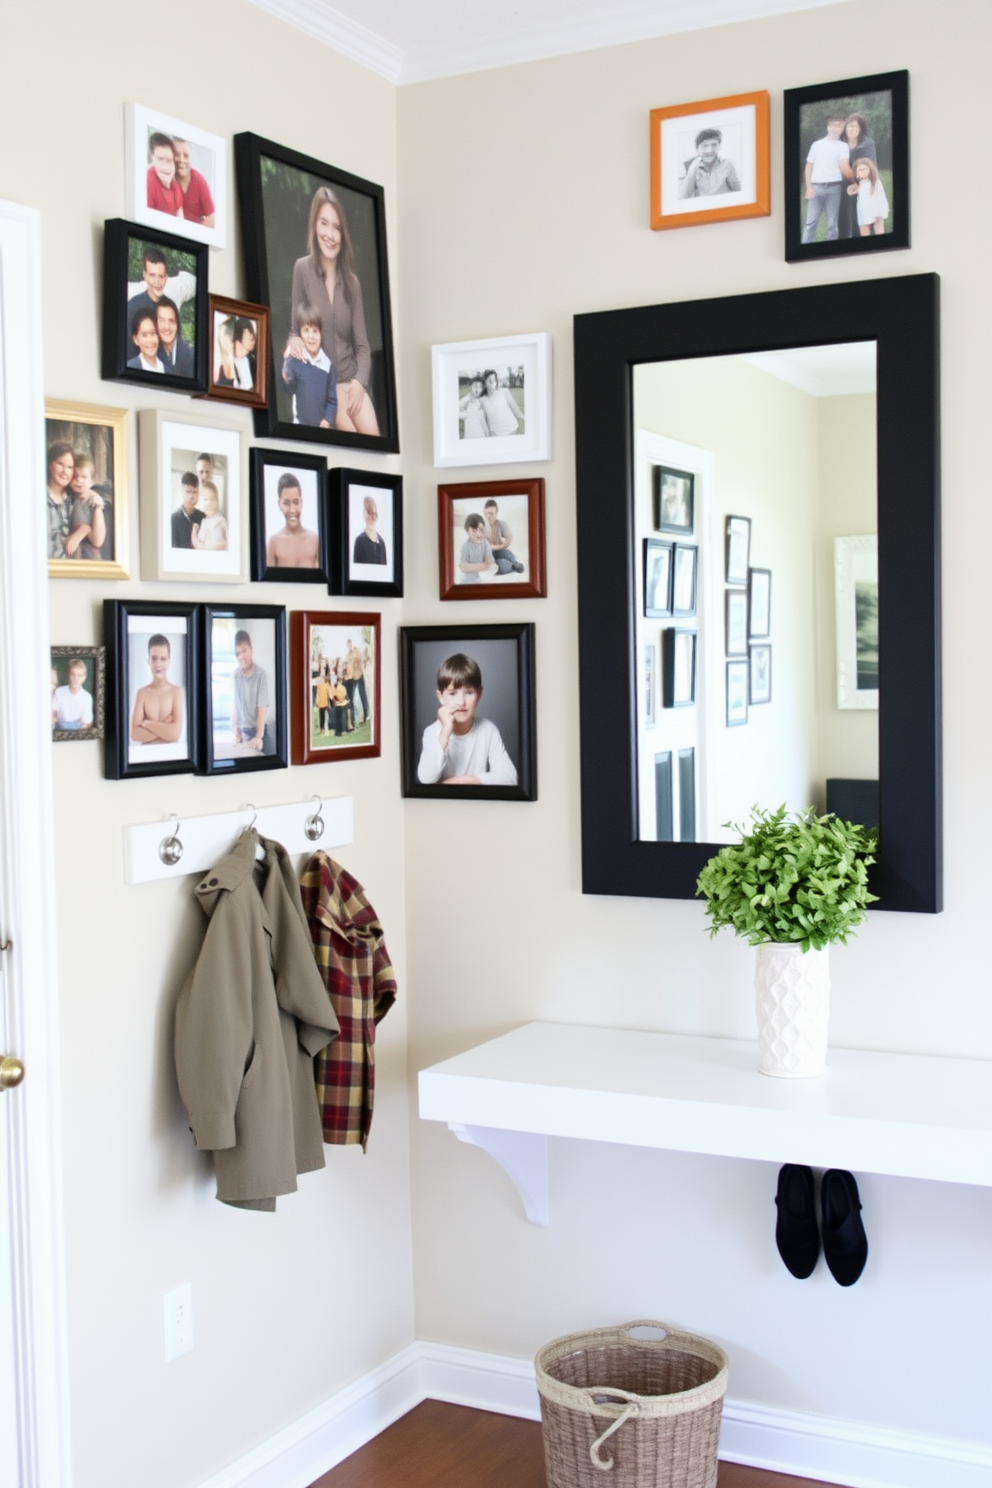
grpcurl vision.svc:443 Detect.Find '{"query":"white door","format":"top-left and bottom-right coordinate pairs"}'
top-left (0, 199), bottom-right (73, 1487)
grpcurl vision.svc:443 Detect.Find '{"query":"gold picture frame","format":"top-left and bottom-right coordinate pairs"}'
top-left (46, 400), bottom-right (130, 579)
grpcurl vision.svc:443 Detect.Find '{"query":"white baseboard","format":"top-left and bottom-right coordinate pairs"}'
top-left (199, 1339), bottom-right (992, 1488)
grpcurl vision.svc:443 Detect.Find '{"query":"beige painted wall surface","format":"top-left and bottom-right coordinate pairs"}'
top-left (399, 0), bottom-right (992, 1447)
top-left (1, 4), bottom-right (413, 1486)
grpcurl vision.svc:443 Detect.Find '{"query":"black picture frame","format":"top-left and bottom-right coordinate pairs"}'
top-left (726, 659), bottom-right (749, 726)
top-left (643, 539), bottom-right (673, 618)
top-left (725, 589), bottom-right (749, 657)
top-left (249, 448), bottom-right (331, 585)
top-left (750, 644), bottom-right (772, 705)
top-left (329, 467), bottom-right (403, 598)
top-left (662, 627), bottom-right (696, 708)
top-left (234, 132), bottom-right (399, 453)
top-left (400, 623), bottom-right (536, 801)
top-left (671, 544), bottom-right (698, 618)
top-left (653, 465), bottom-right (694, 534)
top-left (725, 515), bottom-right (751, 585)
top-left (784, 70), bottom-right (909, 264)
top-left (573, 272), bottom-right (941, 912)
top-left (203, 604), bottom-right (288, 774)
top-left (103, 600), bottom-right (203, 779)
top-left (748, 567), bottom-right (771, 638)
top-left (101, 219), bottom-right (207, 392)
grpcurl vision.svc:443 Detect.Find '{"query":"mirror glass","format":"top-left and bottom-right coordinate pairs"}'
top-left (633, 342), bottom-right (877, 843)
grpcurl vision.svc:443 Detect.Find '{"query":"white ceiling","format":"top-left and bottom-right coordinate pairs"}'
top-left (244, 0), bottom-right (849, 84)
top-left (742, 341), bottom-right (877, 396)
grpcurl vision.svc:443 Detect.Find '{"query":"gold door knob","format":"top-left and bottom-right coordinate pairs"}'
top-left (0, 1056), bottom-right (25, 1090)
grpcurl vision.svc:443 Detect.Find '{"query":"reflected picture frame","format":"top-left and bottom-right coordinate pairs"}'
top-left (726, 658), bottom-right (749, 726)
top-left (203, 603), bottom-right (288, 775)
top-left (51, 646), bottom-right (105, 742)
top-left (46, 400), bottom-right (130, 580)
top-left (748, 567), bottom-right (771, 637)
top-left (289, 609), bottom-right (382, 765)
top-left (662, 627), bottom-right (696, 708)
top-left (725, 515), bottom-right (751, 585)
top-left (835, 534), bottom-right (878, 710)
top-left (643, 539), bottom-right (673, 619)
top-left (726, 589), bottom-right (749, 657)
top-left (438, 476), bottom-right (545, 601)
top-left (653, 465), bottom-right (694, 534)
top-left (330, 467), bottom-right (404, 599)
top-left (103, 599), bottom-right (203, 780)
top-left (671, 544), bottom-right (698, 618)
top-left (750, 643), bottom-right (772, 704)
top-left (249, 447), bottom-right (331, 585)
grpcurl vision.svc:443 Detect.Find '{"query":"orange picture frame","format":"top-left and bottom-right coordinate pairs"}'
top-left (650, 90), bottom-right (770, 231)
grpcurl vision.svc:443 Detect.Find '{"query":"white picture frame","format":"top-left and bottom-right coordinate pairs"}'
top-left (125, 103), bottom-right (227, 250)
top-left (138, 409), bottom-right (247, 583)
top-left (431, 332), bottom-right (552, 468)
top-left (835, 534), bottom-right (878, 710)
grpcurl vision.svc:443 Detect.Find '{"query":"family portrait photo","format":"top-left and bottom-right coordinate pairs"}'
top-left (251, 448), bottom-right (329, 584)
top-left (650, 90), bottom-right (770, 230)
top-left (103, 600), bottom-right (202, 780)
top-left (102, 219), bottom-right (207, 392)
top-left (139, 411), bottom-right (245, 582)
top-left (235, 133), bottom-right (399, 452)
top-left (432, 333), bottom-right (552, 467)
top-left (205, 296), bottom-right (269, 408)
top-left (438, 478), bottom-right (546, 601)
top-left (290, 611), bottom-right (381, 765)
top-left (125, 104), bottom-right (227, 248)
top-left (46, 401), bottom-right (129, 579)
top-left (205, 606), bottom-right (287, 773)
top-left (51, 646), bottom-right (105, 742)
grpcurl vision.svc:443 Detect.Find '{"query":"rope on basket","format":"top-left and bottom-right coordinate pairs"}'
top-left (587, 1388), bottom-right (642, 1471)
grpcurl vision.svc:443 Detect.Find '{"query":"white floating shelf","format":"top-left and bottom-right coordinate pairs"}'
top-left (123, 797), bottom-right (354, 884)
top-left (418, 1022), bottom-right (992, 1224)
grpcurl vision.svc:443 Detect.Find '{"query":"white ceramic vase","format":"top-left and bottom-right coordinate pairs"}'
top-left (754, 942), bottom-right (830, 1078)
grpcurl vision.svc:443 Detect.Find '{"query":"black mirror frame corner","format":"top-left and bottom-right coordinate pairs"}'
top-left (574, 272), bottom-right (941, 914)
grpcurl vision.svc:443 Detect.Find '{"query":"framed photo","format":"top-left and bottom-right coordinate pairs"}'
top-left (726, 659), bottom-right (749, 727)
top-left (643, 539), bottom-right (673, 619)
top-left (101, 219), bottom-right (207, 392)
top-left (725, 515), bottom-right (751, 585)
top-left (671, 544), bottom-right (698, 618)
top-left (250, 448), bottom-right (330, 585)
top-left (835, 534), bottom-right (878, 710)
top-left (785, 71), bottom-right (909, 263)
top-left (203, 295), bottom-right (269, 408)
top-left (431, 333), bottom-right (552, 468)
top-left (650, 90), bottom-right (770, 231)
top-left (51, 647), bottom-right (105, 742)
top-left (103, 600), bottom-right (202, 780)
top-left (438, 478), bottom-right (546, 601)
top-left (138, 410), bottom-right (246, 583)
top-left (289, 611), bottom-right (381, 766)
top-left (653, 465), bottom-right (694, 534)
top-left (726, 590), bottom-right (749, 656)
top-left (204, 605), bottom-right (287, 774)
top-left (234, 132), bottom-right (398, 452)
top-left (748, 567), bottom-right (771, 637)
top-left (750, 644), bottom-right (772, 705)
top-left (330, 468), bottom-right (404, 599)
top-left (400, 623), bottom-right (536, 801)
top-left (662, 627), bottom-right (696, 708)
top-left (46, 401), bottom-right (129, 579)
top-left (644, 643), bottom-right (657, 726)
top-left (124, 104), bottom-right (226, 249)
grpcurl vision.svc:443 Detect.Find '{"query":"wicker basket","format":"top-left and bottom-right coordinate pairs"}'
top-left (535, 1320), bottom-right (728, 1488)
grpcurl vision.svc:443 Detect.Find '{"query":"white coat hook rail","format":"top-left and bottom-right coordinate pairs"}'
top-left (123, 797), bottom-right (353, 885)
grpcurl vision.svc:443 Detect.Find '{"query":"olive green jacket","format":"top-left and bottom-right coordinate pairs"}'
top-left (175, 830), bottom-right (339, 1210)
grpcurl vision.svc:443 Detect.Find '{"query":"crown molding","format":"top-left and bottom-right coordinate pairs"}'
top-left (242, 0), bottom-right (403, 82)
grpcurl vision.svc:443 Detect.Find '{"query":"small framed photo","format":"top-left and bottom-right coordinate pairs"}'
top-left (644, 539), bottom-right (673, 619)
top-left (750, 644), bottom-right (772, 705)
top-left (835, 535), bottom-right (878, 710)
top-left (726, 659), bottom-right (749, 727)
top-left (653, 466), bottom-right (694, 534)
top-left (400, 623), bottom-right (536, 801)
top-left (725, 515), bottom-right (751, 585)
top-left (644, 643), bottom-right (657, 726)
top-left (102, 220), bottom-right (207, 392)
top-left (124, 104), bottom-right (227, 249)
top-left (204, 605), bottom-right (287, 774)
top-left (235, 132), bottom-right (399, 453)
top-left (726, 590), bottom-right (749, 657)
top-left (650, 90), bottom-right (770, 231)
top-left (290, 611), bottom-right (381, 765)
top-left (138, 410), bottom-right (246, 583)
top-left (785, 71), bottom-right (909, 263)
top-left (438, 478), bottom-right (546, 601)
top-left (203, 295), bottom-right (269, 408)
top-left (46, 401), bottom-right (129, 579)
top-left (672, 544), bottom-right (698, 618)
top-left (51, 647), bottom-right (105, 742)
top-left (662, 627), bottom-right (697, 708)
top-left (103, 600), bottom-right (202, 780)
top-left (330, 468), bottom-right (404, 599)
top-left (748, 567), bottom-right (771, 637)
top-left (250, 449), bottom-right (330, 584)
top-left (432, 334), bottom-right (552, 468)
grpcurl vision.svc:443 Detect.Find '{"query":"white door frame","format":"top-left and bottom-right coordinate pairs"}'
top-left (0, 199), bottom-right (73, 1486)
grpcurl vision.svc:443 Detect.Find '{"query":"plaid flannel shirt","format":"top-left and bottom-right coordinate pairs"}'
top-left (300, 852), bottom-right (397, 1150)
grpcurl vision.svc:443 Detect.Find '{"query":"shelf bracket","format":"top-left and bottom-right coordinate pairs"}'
top-left (449, 1124), bottom-right (549, 1226)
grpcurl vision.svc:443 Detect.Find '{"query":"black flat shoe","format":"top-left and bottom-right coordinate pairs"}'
top-left (820, 1169), bottom-right (868, 1286)
top-left (775, 1163), bottom-right (820, 1278)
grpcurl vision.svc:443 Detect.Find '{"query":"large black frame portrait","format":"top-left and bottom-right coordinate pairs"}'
top-left (574, 273), bottom-right (941, 913)
top-left (234, 133), bottom-right (399, 454)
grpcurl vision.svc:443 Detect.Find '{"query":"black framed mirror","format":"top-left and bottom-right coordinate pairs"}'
top-left (574, 273), bottom-right (940, 913)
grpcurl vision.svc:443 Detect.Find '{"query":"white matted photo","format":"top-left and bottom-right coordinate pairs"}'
top-left (432, 332), bottom-right (551, 467)
top-left (139, 410), bottom-right (246, 582)
top-left (126, 614), bottom-right (190, 765)
top-left (349, 481), bottom-right (396, 584)
top-left (125, 103), bottom-right (227, 249)
top-left (650, 91), bottom-right (770, 231)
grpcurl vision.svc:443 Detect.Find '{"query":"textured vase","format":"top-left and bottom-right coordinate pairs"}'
top-left (754, 943), bottom-right (830, 1078)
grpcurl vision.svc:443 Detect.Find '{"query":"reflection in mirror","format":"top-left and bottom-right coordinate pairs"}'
top-left (634, 342), bottom-right (877, 844)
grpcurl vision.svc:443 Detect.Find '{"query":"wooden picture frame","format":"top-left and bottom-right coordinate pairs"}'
top-left (330, 468), bottom-right (404, 598)
top-left (201, 294), bottom-right (269, 409)
top-left (203, 604), bottom-right (288, 775)
top-left (249, 448), bottom-right (331, 585)
top-left (51, 646), bottom-right (105, 742)
top-left (46, 400), bottom-right (130, 579)
top-left (438, 477), bottom-right (546, 601)
top-left (103, 599), bottom-right (203, 779)
top-left (138, 409), bottom-right (247, 583)
top-left (431, 334), bottom-right (552, 467)
top-left (289, 610), bottom-right (381, 765)
top-left (650, 90), bottom-right (770, 231)
top-left (101, 219), bottom-right (207, 392)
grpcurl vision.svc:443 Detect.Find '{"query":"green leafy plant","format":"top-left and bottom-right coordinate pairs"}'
top-left (696, 805), bottom-right (878, 952)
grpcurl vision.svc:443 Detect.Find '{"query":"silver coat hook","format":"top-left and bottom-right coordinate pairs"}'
top-left (243, 803), bottom-right (258, 831)
top-left (159, 814), bottom-right (184, 867)
top-left (304, 795), bottom-right (325, 842)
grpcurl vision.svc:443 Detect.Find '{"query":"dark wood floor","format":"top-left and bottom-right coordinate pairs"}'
top-left (310, 1400), bottom-right (835, 1488)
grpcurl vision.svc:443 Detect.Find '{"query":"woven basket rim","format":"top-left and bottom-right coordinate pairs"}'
top-left (535, 1320), bottom-right (729, 1419)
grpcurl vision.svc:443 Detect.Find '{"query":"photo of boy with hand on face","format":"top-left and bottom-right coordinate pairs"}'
top-left (417, 652), bottom-right (517, 786)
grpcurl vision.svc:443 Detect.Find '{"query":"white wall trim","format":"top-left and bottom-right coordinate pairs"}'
top-left (241, 0), bottom-right (403, 82)
top-left (196, 1339), bottom-right (991, 1488)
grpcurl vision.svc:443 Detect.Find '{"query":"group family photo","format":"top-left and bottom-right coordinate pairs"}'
top-left (309, 623), bottom-right (376, 752)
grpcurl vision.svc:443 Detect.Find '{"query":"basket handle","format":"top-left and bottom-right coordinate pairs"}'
top-left (586, 1388), bottom-right (641, 1471)
top-left (620, 1320), bottom-right (672, 1347)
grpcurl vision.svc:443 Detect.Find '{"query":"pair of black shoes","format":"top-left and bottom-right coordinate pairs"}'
top-left (775, 1164), bottom-right (868, 1286)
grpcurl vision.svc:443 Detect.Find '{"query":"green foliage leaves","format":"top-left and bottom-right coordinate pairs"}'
top-left (696, 805), bottom-right (878, 953)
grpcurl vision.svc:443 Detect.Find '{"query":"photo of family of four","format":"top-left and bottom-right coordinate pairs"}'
top-left (145, 130), bottom-right (215, 227)
top-left (417, 653), bottom-right (517, 786)
top-left (801, 103), bottom-right (890, 243)
top-left (458, 368), bottom-right (525, 441)
top-left (171, 453), bottom-right (228, 552)
top-left (46, 439), bottom-right (113, 562)
top-left (311, 631), bottom-right (373, 745)
top-left (458, 499), bottom-right (525, 583)
top-left (126, 242), bottom-right (197, 376)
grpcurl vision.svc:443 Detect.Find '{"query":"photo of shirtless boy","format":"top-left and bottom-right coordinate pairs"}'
top-left (130, 633), bottom-right (185, 752)
top-left (266, 472), bottom-right (320, 569)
